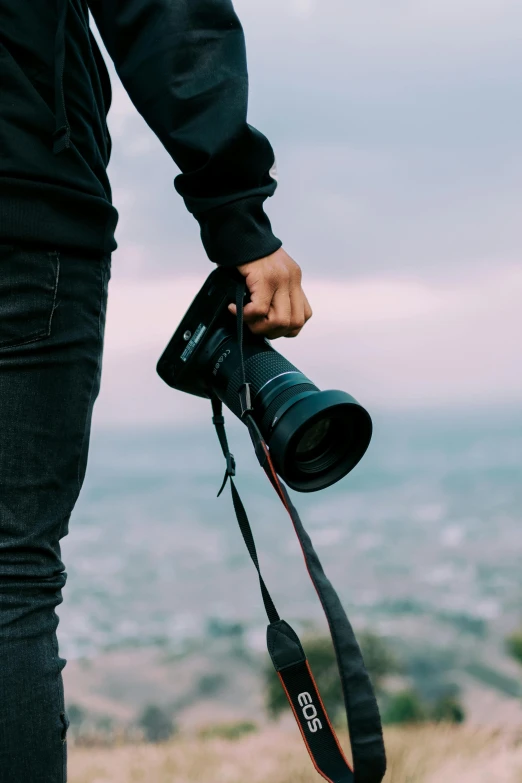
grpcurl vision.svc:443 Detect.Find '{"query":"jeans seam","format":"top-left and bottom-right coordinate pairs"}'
top-left (47, 251), bottom-right (61, 335)
top-left (76, 260), bottom-right (105, 495)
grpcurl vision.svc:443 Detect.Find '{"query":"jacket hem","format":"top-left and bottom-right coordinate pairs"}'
top-left (0, 177), bottom-right (118, 255)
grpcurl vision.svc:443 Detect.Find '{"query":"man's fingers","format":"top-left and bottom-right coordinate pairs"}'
top-left (303, 292), bottom-right (313, 322)
top-left (283, 304), bottom-right (306, 338)
top-left (246, 286), bottom-right (292, 338)
top-left (243, 294), bottom-right (273, 321)
top-left (229, 275), bottom-right (276, 321)
top-left (229, 280), bottom-right (311, 338)
top-left (227, 248), bottom-right (313, 338)
top-left (281, 285), bottom-right (306, 338)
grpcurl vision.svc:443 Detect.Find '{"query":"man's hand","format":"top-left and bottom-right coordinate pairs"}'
top-left (228, 248), bottom-right (313, 339)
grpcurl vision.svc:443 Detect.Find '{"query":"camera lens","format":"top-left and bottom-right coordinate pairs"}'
top-left (295, 418), bottom-right (333, 459)
top-left (268, 395), bottom-right (370, 492)
top-left (206, 330), bottom-right (372, 492)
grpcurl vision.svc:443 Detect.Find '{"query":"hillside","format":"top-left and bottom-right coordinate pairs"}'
top-left (69, 724), bottom-right (522, 783)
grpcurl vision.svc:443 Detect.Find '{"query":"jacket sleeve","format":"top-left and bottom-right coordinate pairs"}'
top-left (87, 0), bottom-right (282, 266)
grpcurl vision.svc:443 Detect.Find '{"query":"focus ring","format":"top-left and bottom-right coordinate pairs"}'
top-left (261, 383), bottom-right (318, 434)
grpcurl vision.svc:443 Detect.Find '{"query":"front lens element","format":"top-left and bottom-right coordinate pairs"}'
top-left (295, 419), bottom-right (331, 459)
top-left (293, 415), bottom-right (351, 475)
top-left (268, 391), bottom-right (373, 492)
top-left (295, 418), bottom-right (332, 457)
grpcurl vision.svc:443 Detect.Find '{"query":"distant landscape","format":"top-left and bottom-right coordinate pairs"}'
top-left (60, 407), bottom-right (522, 758)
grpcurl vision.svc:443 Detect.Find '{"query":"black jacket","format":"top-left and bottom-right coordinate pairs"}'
top-left (0, 0), bottom-right (281, 266)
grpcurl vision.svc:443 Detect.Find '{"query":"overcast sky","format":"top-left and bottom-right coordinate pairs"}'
top-left (90, 0), bottom-right (521, 426)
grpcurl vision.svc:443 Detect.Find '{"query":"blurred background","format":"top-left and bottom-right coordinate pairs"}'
top-left (63, 0), bottom-right (521, 746)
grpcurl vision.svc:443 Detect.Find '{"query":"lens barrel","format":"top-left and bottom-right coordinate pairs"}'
top-left (205, 325), bottom-right (372, 492)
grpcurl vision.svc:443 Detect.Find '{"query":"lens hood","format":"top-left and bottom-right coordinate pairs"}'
top-left (268, 390), bottom-right (372, 492)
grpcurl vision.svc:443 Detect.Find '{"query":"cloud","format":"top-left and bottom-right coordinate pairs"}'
top-left (93, 261), bottom-right (522, 426)
top-left (88, 0), bottom-right (522, 426)
top-left (271, 141), bottom-right (522, 279)
top-left (237, 0), bottom-right (522, 62)
top-left (290, 0), bottom-right (315, 18)
top-left (90, 5), bottom-right (522, 284)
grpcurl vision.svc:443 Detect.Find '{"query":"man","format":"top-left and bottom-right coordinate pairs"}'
top-left (0, 0), bottom-right (312, 779)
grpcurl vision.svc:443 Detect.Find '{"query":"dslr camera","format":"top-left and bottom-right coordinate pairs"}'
top-left (157, 266), bottom-right (372, 492)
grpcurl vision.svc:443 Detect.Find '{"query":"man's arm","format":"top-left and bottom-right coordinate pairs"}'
top-left (88, 0), bottom-right (282, 268)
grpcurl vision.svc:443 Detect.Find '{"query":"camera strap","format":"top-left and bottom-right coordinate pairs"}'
top-left (210, 280), bottom-right (386, 783)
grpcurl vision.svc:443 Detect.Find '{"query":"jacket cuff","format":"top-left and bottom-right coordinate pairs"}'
top-left (197, 195), bottom-right (282, 267)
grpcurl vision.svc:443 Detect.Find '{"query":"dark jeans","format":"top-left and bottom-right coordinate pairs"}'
top-left (0, 245), bottom-right (110, 782)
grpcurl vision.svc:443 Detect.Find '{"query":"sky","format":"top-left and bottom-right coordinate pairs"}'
top-left (90, 0), bottom-right (522, 426)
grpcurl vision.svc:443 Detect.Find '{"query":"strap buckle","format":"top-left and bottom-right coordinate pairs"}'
top-left (239, 382), bottom-right (253, 418)
top-left (217, 451), bottom-right (236, 497)
top-left (226, 451), bottom-right (236, 478)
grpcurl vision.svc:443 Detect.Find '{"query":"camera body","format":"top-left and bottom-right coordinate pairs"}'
top-left (157, 266), bottom-right (372, 492)
top-left (157, 266), bottom-right (246, 399)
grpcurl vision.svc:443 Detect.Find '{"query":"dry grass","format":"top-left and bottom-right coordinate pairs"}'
top-left (69, 724), bottom-right (522, 783)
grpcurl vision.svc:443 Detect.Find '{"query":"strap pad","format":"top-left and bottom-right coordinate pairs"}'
top-left (268, 620), bottom-right (354, 783)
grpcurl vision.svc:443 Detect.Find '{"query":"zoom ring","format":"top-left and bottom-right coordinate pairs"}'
top-left (223, 350), bottom-right (302, 420)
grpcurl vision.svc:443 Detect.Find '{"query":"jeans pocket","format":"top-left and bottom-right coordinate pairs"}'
top-left (0, 246), bottom-right (60, 349)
